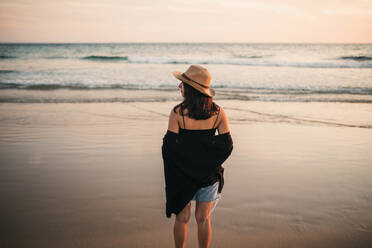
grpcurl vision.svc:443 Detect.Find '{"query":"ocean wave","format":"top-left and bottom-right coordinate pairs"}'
top-left (0, 82), bottom-right (175, 91)
top-left (32, 53), bottom-right (372, 68)
top-left (0, 55), bottom-right (17, 59)
top-left (220, 95), bottom-right (372, 103)
top-left (81, 55), bottom-right (129, 61)
top-left (0, 70), bottom-right (18, 74)
top-left (124, 57), bottom-right (372, 68)
top-left (1, 82), bottom-right (371, 95)
top-left (0, 97), bottom-right (174, 104)
top-left (0, 95), bottom-right (371, 104)
top-left (217, 86), bottom-right (372, 95)
top-left (339, 56), bottom-right (372, 61)
top-left (3, 53), bottom-right (372, 68)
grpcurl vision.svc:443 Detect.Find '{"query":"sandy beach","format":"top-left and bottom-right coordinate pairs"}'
top-left (1, 100), bottom-right (372, 247)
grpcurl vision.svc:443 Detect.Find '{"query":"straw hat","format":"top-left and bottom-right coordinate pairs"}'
top-left (172, 65), bottom-right (215, 97)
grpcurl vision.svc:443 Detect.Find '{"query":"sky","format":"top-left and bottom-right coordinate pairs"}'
top-left (0, 0), bottom-right (371, 43)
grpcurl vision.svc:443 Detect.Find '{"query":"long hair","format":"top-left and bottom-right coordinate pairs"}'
top-left (173, 83), bottom-right (219, 120)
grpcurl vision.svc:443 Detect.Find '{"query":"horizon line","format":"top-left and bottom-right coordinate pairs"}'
top-left (1, 41), bottom-right (372, 45)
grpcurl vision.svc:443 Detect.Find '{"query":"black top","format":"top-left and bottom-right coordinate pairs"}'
top-left (179, 128), bottom-right (217, 136)
top-left (162, 108), bottom-right (233, 218)
top-left (162, 131), bottom-right (233, 218)
top-left (179, 107), bottom-right (220, 135)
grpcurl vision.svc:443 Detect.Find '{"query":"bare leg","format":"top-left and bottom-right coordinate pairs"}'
top-left (195, 201), bottom-right (213, 248)
top-left (174, 202), bottom-right (191, 248)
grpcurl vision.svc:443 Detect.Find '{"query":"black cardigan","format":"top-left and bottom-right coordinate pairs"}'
top-left (162, 130), bottom-right (233, 218)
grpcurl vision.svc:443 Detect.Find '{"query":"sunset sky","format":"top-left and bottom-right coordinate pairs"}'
top-left (0, 0), bottom-right (371, 43)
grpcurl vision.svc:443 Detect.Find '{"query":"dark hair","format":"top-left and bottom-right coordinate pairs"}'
top-left (173, 83), bottom-right (219, 120)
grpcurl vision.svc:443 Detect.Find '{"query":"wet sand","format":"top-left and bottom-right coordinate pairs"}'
top-left (1, 101), bottom-right (372, 247)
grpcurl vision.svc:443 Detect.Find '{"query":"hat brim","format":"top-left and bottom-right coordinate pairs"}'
top-left (172, 71), bottom-right (215, 97)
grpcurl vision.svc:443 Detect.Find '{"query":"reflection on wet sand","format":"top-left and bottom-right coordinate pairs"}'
top-left (0, 101), bottom-right (371, 247)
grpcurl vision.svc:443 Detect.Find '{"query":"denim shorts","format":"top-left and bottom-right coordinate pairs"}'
top-left (192, 181), bottom-right (221, 202)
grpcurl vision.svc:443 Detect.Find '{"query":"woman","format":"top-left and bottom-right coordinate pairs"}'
top-left (162, 65), bottom-right (233, 248)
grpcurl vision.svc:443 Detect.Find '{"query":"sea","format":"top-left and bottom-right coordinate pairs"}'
top-left (0, 43), bottom-right (371, 104)
top-left (1, 43), bottom-right (372, 247)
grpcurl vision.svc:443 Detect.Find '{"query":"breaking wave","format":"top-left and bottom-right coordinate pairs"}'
top-left (124, 57), bottom-right (372, 68)
top-left (81, 55), bottom-right (129, 61)
top-left (0, 55), bottom-right (17, 59)
top-left (1, 82), bottom-right (372, 95)
top-left (0, 70), bottom-right (18, 74)
top-left (339, 56), bottom-right (372, 61)
top-left (1, 82), bottom-right (372, 103)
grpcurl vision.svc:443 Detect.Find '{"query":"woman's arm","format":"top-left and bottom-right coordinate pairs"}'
top-left (217, 107), bottom-right (230, 134)
top-left (167, 108), bottom-right (179, 133)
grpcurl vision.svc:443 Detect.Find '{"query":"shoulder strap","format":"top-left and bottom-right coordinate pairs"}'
top-left (182, 110), bottom-right (186, 129)
top-left (212, 108), bottom-right (220, 129)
